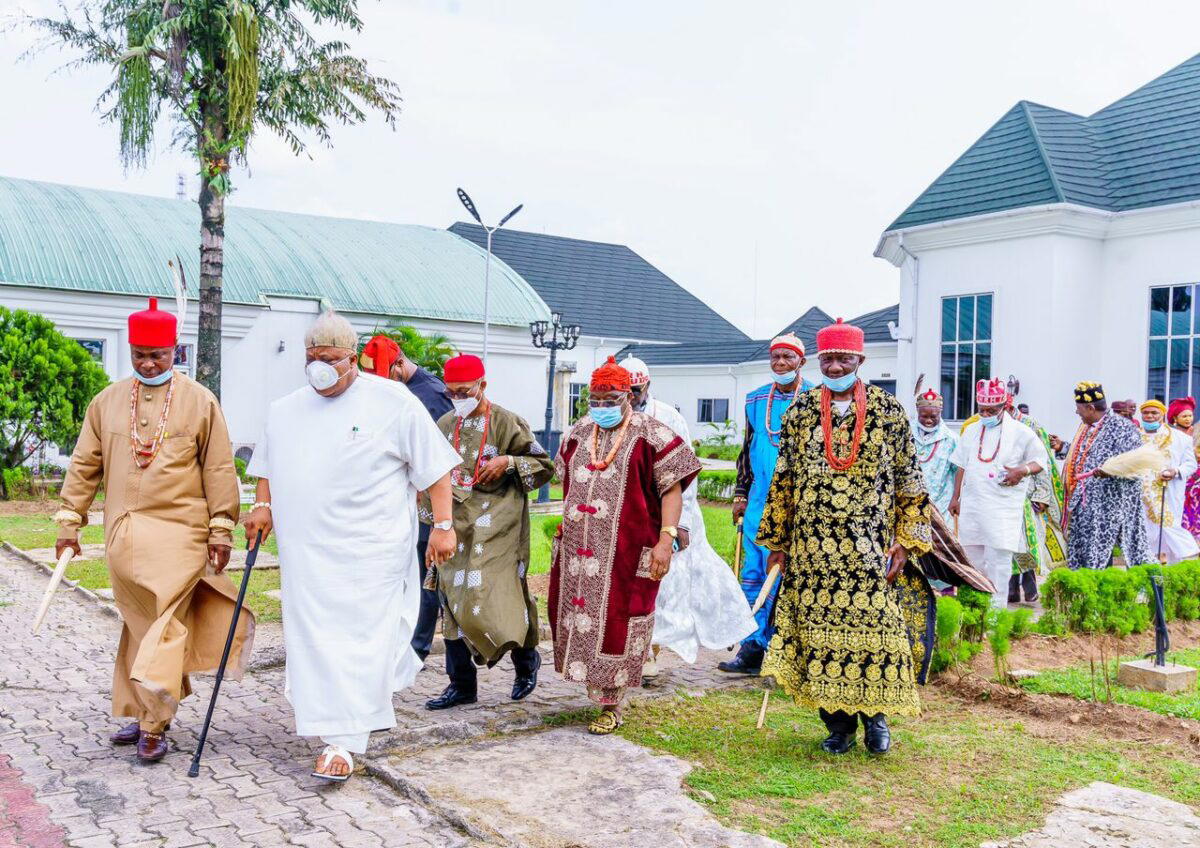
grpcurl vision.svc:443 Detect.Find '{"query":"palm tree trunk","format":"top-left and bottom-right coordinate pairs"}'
top-left (196, 132), bottom-right (226, 398)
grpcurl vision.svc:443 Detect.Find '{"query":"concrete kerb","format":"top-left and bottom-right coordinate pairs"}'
top-left (1, 540), bottom-right (119, 619)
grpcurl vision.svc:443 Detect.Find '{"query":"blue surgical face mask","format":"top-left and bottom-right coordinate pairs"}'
top-left (774, 370), bottom-right (798, 386)
top-left (591, 405), bottom-right (626, 429)
top-left (134, 367), bottom-right (174, 386)
top-left (1144, 420), bottom-right (1162, 432)
top-left (981, 413), bottom-right (1003, 429)
top-left (821, 372), bottom-right (857, 392)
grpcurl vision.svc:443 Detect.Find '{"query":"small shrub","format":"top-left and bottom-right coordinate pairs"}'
top-left (1010, 607), bottom-right (1034, 640)
top-left (697, 469), bottom-right (736, 502)
top-left (988, 609), bottom-right (1015, 681)
top-left (2, 466), bottom-right (34, 498)
top-left (932, 595), bottom-right (984, 674)
top-left (234, 457), bottom-right (257, 484)
top-left (541, 515), bottom-right (563, 541)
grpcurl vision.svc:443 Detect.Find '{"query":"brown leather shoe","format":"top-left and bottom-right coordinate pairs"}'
top-left (110, 722), bottom-right (140, 745)
top-left (136, 731), bottom-right (169, 763)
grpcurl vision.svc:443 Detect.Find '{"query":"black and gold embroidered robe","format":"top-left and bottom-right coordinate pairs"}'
top-left (758, 383), bottom-right (934, 717)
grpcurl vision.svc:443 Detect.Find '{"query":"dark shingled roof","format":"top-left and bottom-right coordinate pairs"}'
top-left (448, 222), bottom-right (751, 346)
top-left (619, 305), bottom-right (895, 366)
top-left (888, 53), bottom-right (1200, 230)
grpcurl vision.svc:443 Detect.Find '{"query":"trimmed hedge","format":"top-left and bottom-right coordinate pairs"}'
top-left (697, 469), bottom-right (736, 502)
top-left (1035, 561), bottom-right (1200, 637)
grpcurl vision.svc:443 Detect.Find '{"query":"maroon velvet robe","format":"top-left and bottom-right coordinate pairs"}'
top-left (550, 412), bottom-right (701, 704)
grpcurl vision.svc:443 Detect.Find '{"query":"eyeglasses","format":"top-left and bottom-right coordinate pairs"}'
top-left (589, 398), bottom-right (626, 409)
top-left (447, 387), bottom-right (479, 400)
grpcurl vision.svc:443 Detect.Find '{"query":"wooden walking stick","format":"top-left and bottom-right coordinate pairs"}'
top-left (189, 531), bottom-right (261, 778)
top-left (1157, 481), bottom-right (1169, 565)
top-left (31, 548), bottom-right (75, 633)
top-left (734, 518), bottom-right (745, 581)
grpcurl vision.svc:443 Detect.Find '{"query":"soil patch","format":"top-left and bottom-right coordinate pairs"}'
top-left (935, 674), bottom-right (1200, 758)
top-left (0, 498), bottom-right (61, 516)
top-left (528, 572), bottom-right (550, 600)
top-left (967, 620), bottom-right (1200, 677)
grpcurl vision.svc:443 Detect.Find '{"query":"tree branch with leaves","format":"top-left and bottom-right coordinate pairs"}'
top-left (25, 1), bottom-right (401, 398)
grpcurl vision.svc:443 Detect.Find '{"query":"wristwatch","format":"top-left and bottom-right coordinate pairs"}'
top-left (660, 526), bottom-right (678, 540)
top-left (432, 519), bottom-right (453, 531)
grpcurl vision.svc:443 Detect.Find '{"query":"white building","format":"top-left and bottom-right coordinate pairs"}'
top-left (876, 53), bottom-right (1200, 439)
top-left (449, 222), bottom-right (757, 435)
top-left (619, 305), bottom-right (901, 439)
top-left (0, 176), bottom-right (552, 458)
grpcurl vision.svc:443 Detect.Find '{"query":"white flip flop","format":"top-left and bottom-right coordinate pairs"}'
top-left (311, 745), bottom-right (353, 783)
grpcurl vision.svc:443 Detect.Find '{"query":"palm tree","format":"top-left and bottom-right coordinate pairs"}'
top-left (28, 1), bottom-right (401, 398)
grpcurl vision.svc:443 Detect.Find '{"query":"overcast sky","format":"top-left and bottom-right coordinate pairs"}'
top-left (4, 1), bottom-right (1200, 337)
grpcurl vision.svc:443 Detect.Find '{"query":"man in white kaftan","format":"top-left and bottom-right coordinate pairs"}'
top-left (621, 357), bottom-right (756, 671)
top-left (1139, 400), bottom-right (1199, 564)
top-left (913, 388), bottom-right (959, 516)
top-left (949, 379), bottom-right (1048, 610)
top-left (245, 312), bottom-right (460, 781)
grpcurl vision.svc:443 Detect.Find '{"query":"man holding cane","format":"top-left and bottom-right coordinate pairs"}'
top-left (245, 310), bottom-right (460, 782)
top-left (55, 298), bottom-right (248, 764)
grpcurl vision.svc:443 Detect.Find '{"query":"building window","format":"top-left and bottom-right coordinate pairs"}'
top-left (939, 293), bottom-right (993, 420)
top-left (174, 344), bottom-right (194, 376)
top-left (74, 339), bottom-right (104, 362)
top-left (697, 398), bottom-right (730, 423)
top-left (568, 382), bottom-right (588, 423)
top-left (1147, 284), bottom-right (1200, 402)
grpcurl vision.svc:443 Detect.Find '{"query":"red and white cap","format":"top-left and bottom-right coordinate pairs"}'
top-left (915, 388), bottom-right (943, 409)
top-left (769, 333), bottom-right (805, 357)
top-left (976, 377), bottom-right (1009, 406)
top-left (619, 356), bottom-right (651, 387)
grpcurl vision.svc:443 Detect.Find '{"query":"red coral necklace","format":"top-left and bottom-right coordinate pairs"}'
top-left (976, 419), bottom-right (1003, 463)
top-left (451, 403), bottom-right (492, 488)
top-left (589, 413), bottom-right (632, 471)
top-left (820, 381), bottom-right (867, 471)
top-left (766, 379), bottom-right (803, 448)
top-left (129, 375), bottom-right (176, 469)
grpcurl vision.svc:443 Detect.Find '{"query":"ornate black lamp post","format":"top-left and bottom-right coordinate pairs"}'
top-left (530, 311), bottom-right (581, 503)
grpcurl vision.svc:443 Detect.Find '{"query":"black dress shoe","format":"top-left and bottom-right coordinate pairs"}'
top-left (110, 722), bottom-right (141, 745)
top-left (425, 684), bottom-right (478, 711)
top-left (820, 732), bottom-right (856, 755)
top-left (511, 651), bottom-right (541, 701)
top-left (717, 643), bottom-right (763, 675)
top-left (862, 713), bottom-right (891, 755)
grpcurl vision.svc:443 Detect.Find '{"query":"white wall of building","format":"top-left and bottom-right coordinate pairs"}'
top-left (878, 201), bottom-right (1200, 440)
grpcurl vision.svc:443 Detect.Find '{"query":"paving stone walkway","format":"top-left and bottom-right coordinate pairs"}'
top-left (0, 547), bottom-right (758, 847)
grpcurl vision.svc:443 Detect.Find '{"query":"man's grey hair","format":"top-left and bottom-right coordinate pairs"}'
top-left (305, 310), bottom-right (357, 351)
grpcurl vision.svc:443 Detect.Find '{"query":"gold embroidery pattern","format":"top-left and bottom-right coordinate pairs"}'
top-left (758, 385), bottom-right (932, 717)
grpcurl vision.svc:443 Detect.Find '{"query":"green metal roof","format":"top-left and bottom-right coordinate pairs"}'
top-left (887, 53), bottom-right (1200, 230)
top-left (0, 176), bottom-right (551, 326)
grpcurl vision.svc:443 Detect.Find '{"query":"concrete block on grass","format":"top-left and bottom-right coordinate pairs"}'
top-left (1117, 658), bottom-right (1197, 693)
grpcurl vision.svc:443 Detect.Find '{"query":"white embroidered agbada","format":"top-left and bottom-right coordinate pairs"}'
top-left (645, 397), bottom-right (756, 663)
top-left (950, 415), bottom-right (1048, 551)
top-left (248, 374), bottom-right (460, 750)
top-left (1141, 426), bottom-right (1200, 564)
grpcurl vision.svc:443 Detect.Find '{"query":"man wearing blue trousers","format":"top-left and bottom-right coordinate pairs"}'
top-left (720, 333), bottom-right (813, 675)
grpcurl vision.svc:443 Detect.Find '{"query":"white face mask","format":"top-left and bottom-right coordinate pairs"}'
top-left (306, 355), bottom-right (351, 392)
top-left (452, 395), bottom-right (480, 417)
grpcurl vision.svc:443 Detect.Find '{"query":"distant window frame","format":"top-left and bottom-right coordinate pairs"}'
top-left (939, 293), bottom-right (993, 420)
top-left (75, 338), bottom-right (104, 363)
top-left (568, 381), bottom-right (588, 423)
top-left (1147, 284), bottom-right (1200, 402)
top-left (174, 343), bottom-right (194, 376)
top-left (697, 398), bottom-right (730, 424)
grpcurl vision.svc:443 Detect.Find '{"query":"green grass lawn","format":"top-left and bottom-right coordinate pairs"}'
top-left (611, 688), bottom-right (1200, 848)
top-left (1017, 646), bottom-right (1200, 720)
top-left (0, 515), bottom-right (104, 549)
top-left (527, 485), bottom-right (564, 502)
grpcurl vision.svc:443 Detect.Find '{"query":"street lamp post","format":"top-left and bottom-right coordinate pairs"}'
top-left (530, 312), bottom-right (581, 503)
top-left (457, 188), bottom-right (523, 367)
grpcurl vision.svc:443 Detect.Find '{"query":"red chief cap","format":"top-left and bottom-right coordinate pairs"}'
top-left (444, 354), bottom-right (485, 382)
top-left (1168, 396), bottom-right (1196, 423)
top-left (128, 298), bottom-right (177, 347)
top-left (361, 335), bottom-right (401, 377)
top-left (590, 356), bottom-right (631, 393)
top-left (815, 318), bottom-right (864, 356)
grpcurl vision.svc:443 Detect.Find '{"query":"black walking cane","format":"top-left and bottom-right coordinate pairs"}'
top-left (188, 530), bottom-right (262, 778)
